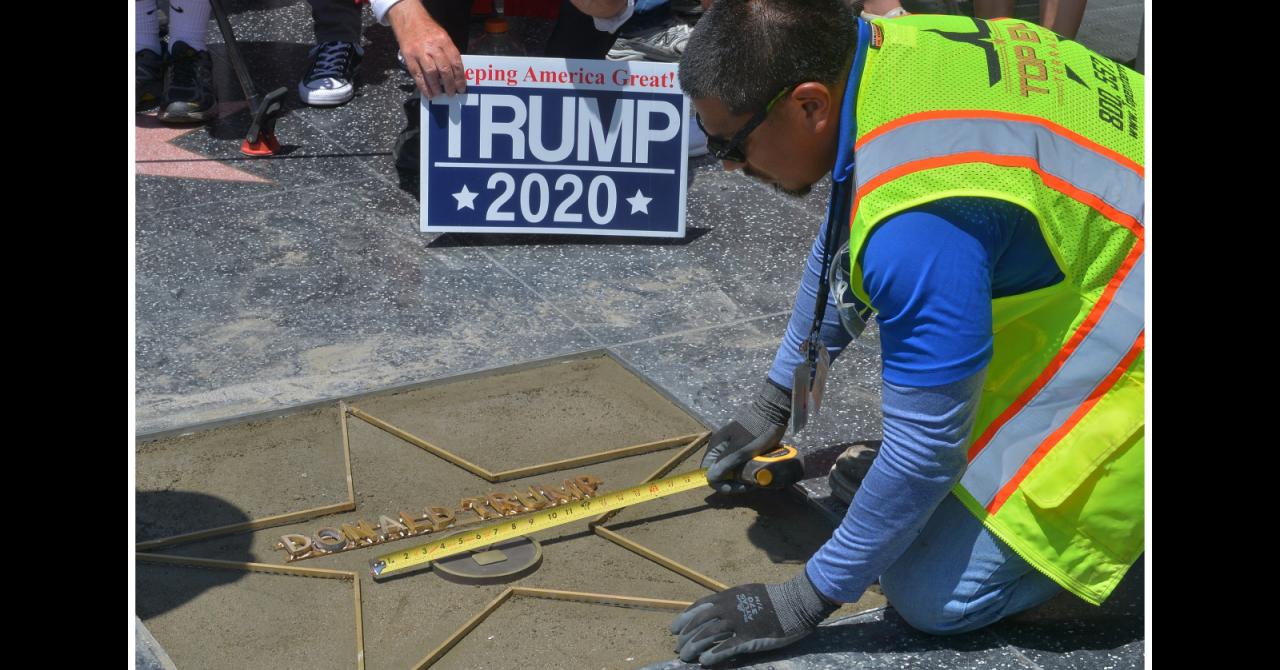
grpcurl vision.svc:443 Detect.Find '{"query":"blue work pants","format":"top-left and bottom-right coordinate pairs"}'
top-left (879, 494), bottom-right (1064, 634)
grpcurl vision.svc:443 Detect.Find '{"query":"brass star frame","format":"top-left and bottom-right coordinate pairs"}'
top-left (345, 404), bottom-right (707, 483)
top-left (589, 433), bottom-right (729, 592)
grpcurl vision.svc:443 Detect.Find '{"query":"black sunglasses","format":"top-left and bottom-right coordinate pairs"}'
top-left (695, 87), bottom-right (792, 163)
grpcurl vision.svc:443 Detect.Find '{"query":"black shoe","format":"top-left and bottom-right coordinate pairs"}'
top-left (136, 48), bottom-right (164, 111)
top-left (160, 41), bottom-right (216, 124)
top-left (828, 443), bottom-right (880, 506)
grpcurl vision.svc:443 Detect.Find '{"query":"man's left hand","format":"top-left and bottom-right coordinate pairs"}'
top-left (670, 571), bottom-right (840, 666)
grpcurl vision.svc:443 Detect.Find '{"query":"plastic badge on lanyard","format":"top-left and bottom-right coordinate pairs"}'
top-left (790, 333), bottom-right (830, 435)
top-left (791, 241), bottom-right (871, 435)
top-left (790, 155), bottom-right (874, 435)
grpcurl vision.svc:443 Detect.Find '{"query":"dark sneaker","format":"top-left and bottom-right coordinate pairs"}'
top-left (607, 22), bottom-right (691, 62)
top-left (828, 443), bottom-right (880, 506)
top-left (299, 41), bottom-right (364, 107)
top-left (160, 41), bottom-right (216, 124)
top-left (136, 48), bottom-right (164, 111)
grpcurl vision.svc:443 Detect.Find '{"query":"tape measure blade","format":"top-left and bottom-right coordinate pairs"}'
top-left (371, 469), bottom-right (707, 580)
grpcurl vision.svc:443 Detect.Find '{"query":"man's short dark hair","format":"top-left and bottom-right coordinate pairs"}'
top-left (680, 0), bottom-right (858, 115)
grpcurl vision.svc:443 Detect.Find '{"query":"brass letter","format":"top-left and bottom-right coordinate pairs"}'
top-left (341, 520), bottom-right (381, 545)
top-left (460, 497), bottom-right (499, 520)
top-left (514, 487), bottom-right (548, 510)
top-left (280, 534), bottom-right (312, 559)
top-left (537, 484), bottom-right (568, 507)
top-left (486, 492), bottom-right (528, 516)
top-left (378, 515), bottom-right (409, 540)
top-left (560, 479), bottom-right (584, 500)
top-left (399, 511), bottom-right (422, 533)
top-left (426, 506), bottom-right (457, 531)
top-left (574, 475), bottom-right (603, 497)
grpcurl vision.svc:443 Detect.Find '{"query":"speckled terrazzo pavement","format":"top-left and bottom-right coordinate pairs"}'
top-left (133, 0), bottom-right (1147, 667)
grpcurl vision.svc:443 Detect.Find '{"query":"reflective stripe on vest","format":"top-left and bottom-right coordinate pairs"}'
top-left (961, 249), bottom-right (1145, 512)
top-left (846, 107), bottom-right (1145, 514)
top-left (854, 112), bottom-right (1145, 226)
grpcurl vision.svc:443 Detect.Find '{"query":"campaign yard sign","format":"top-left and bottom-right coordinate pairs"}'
top-left (421, 56), bottom-right (689, 238)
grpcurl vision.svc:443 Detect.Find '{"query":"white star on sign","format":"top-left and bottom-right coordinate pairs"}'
top-left (626, 189), bottom-right (652, 215)
top-left (453, 184), bottom-right (479, 210)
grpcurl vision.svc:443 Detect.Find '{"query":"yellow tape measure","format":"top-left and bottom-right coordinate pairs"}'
top-left (370, 469), bottom-right (709, 580)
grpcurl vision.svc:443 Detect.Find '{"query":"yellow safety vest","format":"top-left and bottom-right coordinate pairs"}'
top-left (844, 15), bottom-right (1144, 604)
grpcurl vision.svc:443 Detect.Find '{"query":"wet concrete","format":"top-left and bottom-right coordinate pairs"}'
top-left (137, 563), bottom-right (357, 669)
top-left (137, 405), bottom-right (350, 542)
top-left (347, 354), bottom-right (706, 472)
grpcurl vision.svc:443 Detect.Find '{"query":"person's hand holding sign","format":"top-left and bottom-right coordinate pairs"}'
top-left (384, 0), bottom-right (632, 100)
top-left (386, 1), bottom-right (467, 99)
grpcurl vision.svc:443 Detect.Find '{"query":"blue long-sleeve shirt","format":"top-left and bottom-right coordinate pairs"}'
top-left (769, 196), bottom-right (1063, 603)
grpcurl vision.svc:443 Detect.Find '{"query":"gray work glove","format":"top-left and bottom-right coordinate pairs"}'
top-left (702, 380), bottom-right (791, 493)
top-left (670, 569), bottom-right (840, 666)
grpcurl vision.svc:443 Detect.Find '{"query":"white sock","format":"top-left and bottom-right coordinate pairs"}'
top-left (168, 0), bottom-right (212, 51)
top-left (136, 0), bottom-right (162, 54)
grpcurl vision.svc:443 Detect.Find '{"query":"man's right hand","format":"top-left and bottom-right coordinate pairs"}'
top-left (703, 381), bottom-right (791, 493)
top-left (387, 1), bottom-right (466, 99)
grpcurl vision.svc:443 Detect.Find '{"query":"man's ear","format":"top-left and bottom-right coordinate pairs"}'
top-left (791, 82), bottom-right (835, 134)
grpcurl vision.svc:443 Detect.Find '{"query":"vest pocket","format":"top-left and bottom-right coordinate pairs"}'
top-left (1020, 355), bottom-right (1143, 509)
